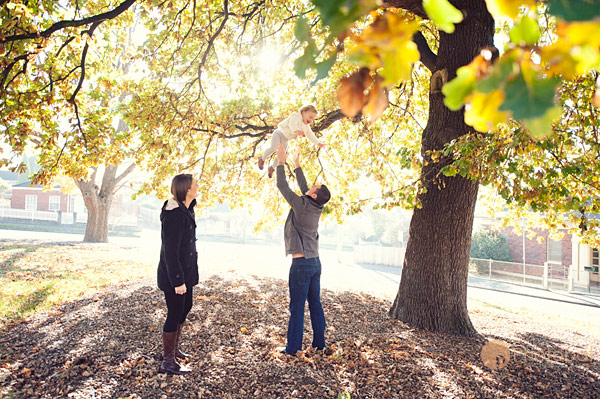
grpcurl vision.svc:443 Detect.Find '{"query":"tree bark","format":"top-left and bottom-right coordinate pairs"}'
top-left (389, 0), bottom-right (495, 336)
top-left (74, 164), bottom-right (135, 243)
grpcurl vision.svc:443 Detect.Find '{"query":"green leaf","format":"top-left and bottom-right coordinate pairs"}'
top-left (547, 0), bottom-right (600, 22)
top-left (500, 73), bottom-right (560, 120)
top-left (311, 0), bottom-right (377, 36)
top-left (312, 53), bottom-right (337, 84)
top-left (294, 42), bottom-right (317, 79)
top-left (509, 15), bottom-right (540, 45)
top-left (476, 57), bottom-right (517, 94)
top-left (423, 0), bottom-right (464, 33)
top-left (522, 106), bottom-right (563, 139)
top-left (442, 67), bottom-right (476, 111)
top-left (294, 16), bottom-right (311, 42)
top-left (441, 165), bottom-right (458, 177)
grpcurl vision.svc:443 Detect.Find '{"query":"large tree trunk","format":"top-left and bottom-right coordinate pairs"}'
top-left (389, 0), bottom-right (494, 336)
top-left (74, 163), bottom-right (135, 243)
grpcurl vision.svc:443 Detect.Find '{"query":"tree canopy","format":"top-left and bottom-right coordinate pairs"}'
top-left (1, 0), bottom-right (599, 240)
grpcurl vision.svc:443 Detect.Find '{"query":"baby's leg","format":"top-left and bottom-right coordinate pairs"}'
top-left (262, 129), bottom-right (284, 161)
top-left (270, 134), bottom-right (290, 168)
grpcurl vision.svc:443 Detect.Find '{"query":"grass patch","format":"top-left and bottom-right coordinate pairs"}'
top-left (0, 223), bottom-right (140, 237)
top-left (0, 242), bottom-right (153, 329)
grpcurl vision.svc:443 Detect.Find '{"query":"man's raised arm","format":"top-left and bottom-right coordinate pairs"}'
top-left (276, 143), bottom-right (303, 209)
top-left (291, 146), bottom-right (309, 194)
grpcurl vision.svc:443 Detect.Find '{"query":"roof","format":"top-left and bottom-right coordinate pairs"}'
top-left (12, 181), bottom-right (43, 188)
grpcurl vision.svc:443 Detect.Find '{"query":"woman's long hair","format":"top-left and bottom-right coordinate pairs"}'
top-left (171, 174), bottom-right (193, 203)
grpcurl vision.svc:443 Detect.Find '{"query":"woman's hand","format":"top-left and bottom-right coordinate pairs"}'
top-left (175, 284), bottom-right (187, 295)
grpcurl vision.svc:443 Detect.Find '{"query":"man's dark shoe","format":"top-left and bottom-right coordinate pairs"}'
top-left (315, 346), bottom-right (334, 356)
top-left (275, 346), bottom-right (296, 356)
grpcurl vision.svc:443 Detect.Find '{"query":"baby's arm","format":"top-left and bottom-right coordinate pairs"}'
top-left (304, 127), bottom-right (324, 147)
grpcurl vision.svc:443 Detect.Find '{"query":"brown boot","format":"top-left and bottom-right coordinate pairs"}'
top-left (160, 332), bottom-right (191, 375)
top-left (175, 323), bottom-right (190, 360)
top-left (258, 157), bottom-right (265, 170)
top-left (268, 166), bottom-right (274, 178)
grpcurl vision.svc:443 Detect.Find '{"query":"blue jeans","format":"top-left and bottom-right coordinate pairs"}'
top-left (286, 257), bottom-right (326, 354)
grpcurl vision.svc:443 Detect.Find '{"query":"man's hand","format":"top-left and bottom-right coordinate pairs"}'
top-left (291, 146), bottom-right (301, 169)
top-left (276, 143), bottom-right (287, 165)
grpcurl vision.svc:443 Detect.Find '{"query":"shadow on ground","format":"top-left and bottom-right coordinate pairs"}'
top-left (0, 273), bottom-right (598, 398)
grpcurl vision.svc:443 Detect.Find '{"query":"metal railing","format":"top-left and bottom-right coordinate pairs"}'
top-left (469, 258), bottom-right (569, 290)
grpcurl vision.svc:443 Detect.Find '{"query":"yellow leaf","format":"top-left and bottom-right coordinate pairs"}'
top-left (541, 21), bottom-right (600, 77)
top-left (350, 11), bottom-right (420, 85)
top-left (464, 90), bottom-right (509, 132)
top-left (540, 41), bottom-right (578, 79)
top-left (379, 39), bottom-right (420, 84)
top-left (484, 0), bottom-right (537, 19)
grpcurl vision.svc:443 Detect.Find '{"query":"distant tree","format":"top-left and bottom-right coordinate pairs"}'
top-left (470, 229), bottom-right (512, 261)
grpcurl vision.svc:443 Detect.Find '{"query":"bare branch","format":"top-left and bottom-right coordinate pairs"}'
top-left (0, 0), bottom-right (138, 44)
top-left (413, 31), bottom-right (437, 72)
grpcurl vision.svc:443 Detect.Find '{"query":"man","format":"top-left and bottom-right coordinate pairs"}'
top-left (275, 143), bottom-right (331, 355)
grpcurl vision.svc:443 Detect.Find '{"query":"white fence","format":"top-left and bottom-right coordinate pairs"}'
top-left (0, 207), bottom-right (80, 225)
top-left (0, 207), bottom-right (59, 222)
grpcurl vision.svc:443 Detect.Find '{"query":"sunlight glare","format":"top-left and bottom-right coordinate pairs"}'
top-left (256, 45), bottom-right (282, 79)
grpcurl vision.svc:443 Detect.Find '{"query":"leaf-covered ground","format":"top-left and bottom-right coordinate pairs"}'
top-left (0, 242), bottom-right (599, 398)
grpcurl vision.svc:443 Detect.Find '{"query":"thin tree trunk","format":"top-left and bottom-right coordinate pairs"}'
top-left (389, 0), bottom-right (494, 336)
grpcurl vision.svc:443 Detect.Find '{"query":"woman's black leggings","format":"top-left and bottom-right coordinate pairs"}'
top-left (163, 287), bottom-right (193, 333)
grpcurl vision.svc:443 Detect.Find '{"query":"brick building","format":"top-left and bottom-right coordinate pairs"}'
top-left (10, 181), bottom-right (73, 212)
top-left (501, 227), bottom-right (573, 268)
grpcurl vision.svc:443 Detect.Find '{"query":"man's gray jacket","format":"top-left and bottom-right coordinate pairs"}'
top-left (276, 165), bottom-right (323, 259)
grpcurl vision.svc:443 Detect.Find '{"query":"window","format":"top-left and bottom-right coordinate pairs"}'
top-left (49, 195), bottom-right (61, 211)
top-left (593, 248), bottom-right (599, 266)
top-left (25, 195), bottom-right (37, 211)
top-left (547, 238), bottom-right (562, 263)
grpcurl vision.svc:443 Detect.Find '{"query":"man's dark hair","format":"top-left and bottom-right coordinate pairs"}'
top-left (315, 184), bottom-right (331, 206)
top-left (171, 174), bottom-right (193, 203)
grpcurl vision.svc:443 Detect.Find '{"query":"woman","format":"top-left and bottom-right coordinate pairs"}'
top-left (157, 173), bottom-right (199, 375)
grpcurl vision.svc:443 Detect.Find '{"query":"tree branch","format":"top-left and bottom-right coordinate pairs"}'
top-left (312, 109), bottom-right (346, 133)
top-left (196, 0), bottom-right (229, 96)
top-left (68, 22), bottom-right (100, 104)
top-left (0, 0), bottom-right (138, 44)
top-left (413, 31), bottom-right (437, 72)
top-left (380, 0), bottom-right (427, 18)
top-left (114, 163), bottom-right (136, 187)
top-left (191, 126), bottom-right (268, 139)
top-left (0, 53), bottom-right (28, 92)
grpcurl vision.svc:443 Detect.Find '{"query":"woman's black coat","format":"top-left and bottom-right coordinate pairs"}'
top-left (157, 198), bottom-right (199, 291)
